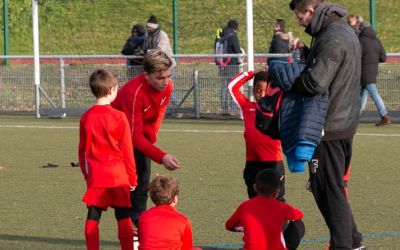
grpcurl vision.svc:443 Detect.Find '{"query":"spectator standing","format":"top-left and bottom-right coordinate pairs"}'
top-left (358, 21), bottom-right (391, 126)
top-left (220, 19), bottom-right (242, 115)
top-left (79, 69), bottom-right (137, 250)
top-left (289, 0), bottom-right (365, 249)
top-left (121, 24), bottom-right (147, 79)
top-left (111, 49), bottom-right (180, 227)
top-left (268, 19), bottom-right (293, 64)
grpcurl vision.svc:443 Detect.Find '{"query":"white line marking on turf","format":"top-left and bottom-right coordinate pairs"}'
top-left (0, 125), bottom-right (399, 137)
top-left (0, 125), bottom-right (77, 129)
top-left (356, 133), bottom-right (400, 137)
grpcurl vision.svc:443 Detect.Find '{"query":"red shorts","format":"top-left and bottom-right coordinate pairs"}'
top-left (82, 187), bottom-right (131, 209)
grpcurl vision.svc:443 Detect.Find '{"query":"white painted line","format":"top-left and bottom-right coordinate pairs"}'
top-left (0, 125), bottom-right (399, 137)
top-left (356, 133), bottom-right (400, 137)
top-left (0, 125), bottom-right (77, 129)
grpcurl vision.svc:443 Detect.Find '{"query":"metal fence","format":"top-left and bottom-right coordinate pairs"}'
top-left (0, 54), bottom-right (399, 120)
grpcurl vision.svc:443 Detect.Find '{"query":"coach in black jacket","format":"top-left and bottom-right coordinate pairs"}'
top-left (289, 1), bottom-right (364, 249)
top-left (358, 21), bottom-right (391, 126)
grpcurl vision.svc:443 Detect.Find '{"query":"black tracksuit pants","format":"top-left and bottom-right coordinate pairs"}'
top-left (308, 138), bottom-right (363, 249)
top-left (243, 160), bottom-right (285, 202)
top-left (130, 149), bottom-right (151, 225)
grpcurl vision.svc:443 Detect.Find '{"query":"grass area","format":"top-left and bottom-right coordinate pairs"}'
top-left (0, 116), bottom-right (399, 249)
top-left (0, 0), bottom-right (400, 55)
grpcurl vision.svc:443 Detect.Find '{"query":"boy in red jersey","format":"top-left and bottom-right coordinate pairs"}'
top-left (112, 49), bottom-right (181, 225)
top-left (138, 176), bottom-right (201, 250)
top-left (228, 71), bottom-right (285, 200)
top-left (79, 69), bottom-right (137, 250)
top-left (226, 169), bottom-right (305, 250)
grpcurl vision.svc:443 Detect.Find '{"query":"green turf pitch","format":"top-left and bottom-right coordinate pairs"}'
top-left (0, 115), bottom-right (399, 249)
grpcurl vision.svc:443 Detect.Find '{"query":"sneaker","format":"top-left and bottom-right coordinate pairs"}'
top-left (353, 246), bottom-right (367, 250)
top-left (375, 115), bottom-right (391, 126)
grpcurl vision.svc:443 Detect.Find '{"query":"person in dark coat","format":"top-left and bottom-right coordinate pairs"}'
top-left (121, 24), bottom-right (147, 78)
top-left (358, 21), bottom-right (391, 126)
top-left (288, 0), bottom-right (365, 249)
top-left (220, 19), bottom-right (242, 115)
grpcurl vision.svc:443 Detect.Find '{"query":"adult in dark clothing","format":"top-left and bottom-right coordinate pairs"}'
top-left (121, 24), bottom-right (147, 78)
top-left (267, 19), bottom-right (293, 64)
top-left (358, 21), bottom-right (391, 126)
top-left (289, 1), bottom-right (365, 249)
top-left (220, 19), bottom-right (242, 114)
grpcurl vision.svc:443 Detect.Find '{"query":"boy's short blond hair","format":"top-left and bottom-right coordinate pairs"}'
top-left (89, 69), bottom-right (118, 98)
top-left (143, 49), bottom-right (173, 74)
top-left (149, 176), bottom-right (179, 205)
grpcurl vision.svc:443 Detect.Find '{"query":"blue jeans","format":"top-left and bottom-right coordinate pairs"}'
top-left (220, 66), bottom-right (239, 113)
top-left (360, 83), bottom-right (388, 117)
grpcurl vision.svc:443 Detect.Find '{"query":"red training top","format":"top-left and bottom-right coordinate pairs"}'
top-left (228, 72), bottom-right (283, 161)
top-left (112, 74), bottom-right (172, 163)
top-left (78, 105), bottom-right (137, 188)
top-left (226, 196), bottom-right (303, 250)
top-left (138, 205), bottom-right (200, 250)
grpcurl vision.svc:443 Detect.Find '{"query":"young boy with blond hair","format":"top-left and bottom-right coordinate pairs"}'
top-left (79, 69), bottom-right (137, 250)
top-left (138, 176), bottom-right (200, 250)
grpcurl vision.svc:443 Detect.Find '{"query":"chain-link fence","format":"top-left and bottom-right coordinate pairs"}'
top-left (0, 54), bottom-right (399, 120)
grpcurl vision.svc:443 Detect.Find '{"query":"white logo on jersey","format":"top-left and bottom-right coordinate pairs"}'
top-left (143, 105), bottom-right (151, 112)
top-left (160, 97), bottom-right (166, 106)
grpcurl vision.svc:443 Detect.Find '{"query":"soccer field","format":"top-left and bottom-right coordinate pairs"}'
top-left (0, 115), bottom-right (399, 250)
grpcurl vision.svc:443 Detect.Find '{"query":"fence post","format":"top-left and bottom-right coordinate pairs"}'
top-left (60, 58), bottom-right (66, 110)
top-left (193, 69), bottom-right (200, 119)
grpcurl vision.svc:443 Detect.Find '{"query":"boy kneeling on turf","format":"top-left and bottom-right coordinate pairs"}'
top-left (226, 169), bottom-right (305, 250)
top-left (138, 176), bottom-right (201, 250)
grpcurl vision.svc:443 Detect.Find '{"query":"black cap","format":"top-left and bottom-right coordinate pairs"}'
top-left (227, 19), bottom-right (238, 30)
top-left (147, 15), bottom-right (158, 24)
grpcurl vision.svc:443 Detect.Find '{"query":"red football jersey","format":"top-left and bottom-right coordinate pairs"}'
top-left (138, 205), bottom-right (200, 250)
top-left (228, 74), bottom-right (283, 161)
top-left (79, 105), bottom-right (137, 188)
top-left (112, 74), bottom-right (172, 163)
top-left (226, 196), bottom-right (303, 250)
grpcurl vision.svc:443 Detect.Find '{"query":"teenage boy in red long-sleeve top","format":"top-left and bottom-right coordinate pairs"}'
top-left (227, 71), bottom-right (285, 200)
top-left (138, 176), bottom-right (201, 250)
top-left (112, 49), bottom-right (180, 225)
top-left (226, 169), bottom-right (305, 250)
top-left (79, 69), bottom-right (137, 250)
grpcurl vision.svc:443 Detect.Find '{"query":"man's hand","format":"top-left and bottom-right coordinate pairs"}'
top-left (290, 37), bottom-right (304, 51)
top-left (162, 154), bottom-right (180, 171)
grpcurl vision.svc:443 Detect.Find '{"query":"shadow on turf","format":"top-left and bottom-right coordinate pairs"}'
top-left (0, 234), bottom-right (119, 247)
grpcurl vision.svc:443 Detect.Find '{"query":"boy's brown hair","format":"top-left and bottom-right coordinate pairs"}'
top-left (143, 49), bottom-right (173, 74)
top-left (255, 169), bottom-right (281, 197)
top-left (149, 176), bottom-right (179, 205)
top-left (89, 69), bottom-right (118, 98)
